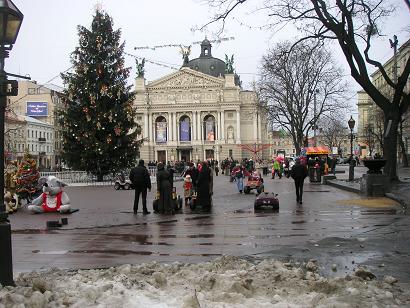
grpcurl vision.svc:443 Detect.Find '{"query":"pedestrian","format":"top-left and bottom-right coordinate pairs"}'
top-left (197, 161), bottom-right (212, 211)
top-left (272, 160), bottom-right (282, 179)
top-left (156, 162), bottom-right (173, 213)
top-left (290, 157), bottom-right (308, 204)
top-left (235, 164), bottom-right (245, 193)
top-left (129, 159), bottom-right (151, 214)
top-left (183, 174), bottom-right (193, 206)
top-left (215, 164), bottom-right (219, 176)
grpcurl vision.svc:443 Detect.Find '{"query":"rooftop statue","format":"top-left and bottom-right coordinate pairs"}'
top-left (180, 45), bottom-right (191, 66)
top-left (136, 58), bottom-right (145, 77)
top-left (225, 54), bottom-right (234, 74)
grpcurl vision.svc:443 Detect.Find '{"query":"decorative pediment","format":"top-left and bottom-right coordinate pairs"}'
top-left (147, 67), bottom-right (224, 89)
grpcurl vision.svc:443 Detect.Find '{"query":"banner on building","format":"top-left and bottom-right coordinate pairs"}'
top-left (206, 120), bottom-right (214, 141)
top-left (26, 102), bottom-right (48, 117)
top-left (180, 120), bottom-right (190, 141)
top-left (156, 122), bottom-right (167, 143)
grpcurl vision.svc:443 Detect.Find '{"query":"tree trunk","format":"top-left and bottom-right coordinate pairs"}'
top-left (398, 120), bottom-right (409, 168)
top-left (398, 134), bottom-right (409, 168)
top-left (383, 115), bottom-right (399, 181)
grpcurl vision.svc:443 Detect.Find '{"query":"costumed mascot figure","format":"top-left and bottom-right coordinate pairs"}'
top-left (28, 176), bottom-right (71, 214)
top-left (4, 160), bottom-right (19, 213)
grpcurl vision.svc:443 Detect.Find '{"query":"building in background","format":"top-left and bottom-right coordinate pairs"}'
top-left (7, 81), bottom-right (64, 169)
top-left (357, 38), bottom-right (410, 160)
top-left (134, 39), bottom-right (269, 163)
top-left (267, 130), bottom-right (295, 158)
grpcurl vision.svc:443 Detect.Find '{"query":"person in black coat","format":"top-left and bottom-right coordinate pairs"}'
top-left (290, 157), bottom-right (308, 204)
top-left (197, 161), bottom-right (212, 211)
top-left (156, 162), bottom-right (173, 213)
top-left (129, 159), bottom-right (151, 214)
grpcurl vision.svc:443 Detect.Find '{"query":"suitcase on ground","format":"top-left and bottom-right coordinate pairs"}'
top-left (254, 192), bottom-right (279, 211)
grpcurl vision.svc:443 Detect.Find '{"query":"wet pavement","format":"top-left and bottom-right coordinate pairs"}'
top-left (8, 169), bottom-right (410, 283)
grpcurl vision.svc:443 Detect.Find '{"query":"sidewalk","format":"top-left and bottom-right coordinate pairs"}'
top-left (327, 164), bottom-right (410, 211)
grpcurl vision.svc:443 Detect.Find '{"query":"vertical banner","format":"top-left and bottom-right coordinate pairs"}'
top-left (206, 119), bottom-right (215, 141)
top-left (156, 122), bottom-right (167, 143)
top-left (180, 119), bottom-right (190, 141)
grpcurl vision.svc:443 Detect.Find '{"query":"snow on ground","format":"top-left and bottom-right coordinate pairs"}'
top-left (1, 256), bottom-right (409, 307)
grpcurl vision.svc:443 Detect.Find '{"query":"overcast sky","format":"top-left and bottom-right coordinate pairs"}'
top-left (6, 0), bottom-right (410, 106)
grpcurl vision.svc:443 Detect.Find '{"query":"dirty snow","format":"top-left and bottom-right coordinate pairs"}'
top-left (1, 256), bottom-right (409, 307)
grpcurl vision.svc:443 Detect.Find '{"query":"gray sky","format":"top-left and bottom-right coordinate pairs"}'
top-left (6, 0), bottom-right (410, 101)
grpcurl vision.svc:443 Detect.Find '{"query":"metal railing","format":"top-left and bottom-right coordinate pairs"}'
top-left (39, 171), bottom-right (114, 186)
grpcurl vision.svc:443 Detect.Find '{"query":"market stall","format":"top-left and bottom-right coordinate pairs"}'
top-left (301, 146), bottom-right (330, 183)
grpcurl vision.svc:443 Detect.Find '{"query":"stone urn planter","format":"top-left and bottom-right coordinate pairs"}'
top-left (362, 159), bottom-right (387, 174)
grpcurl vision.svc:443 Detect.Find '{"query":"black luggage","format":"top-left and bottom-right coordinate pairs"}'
top-left (254, 192), bottom-right (279, 211)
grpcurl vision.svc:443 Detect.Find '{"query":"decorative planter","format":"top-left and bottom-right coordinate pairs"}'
top-left (362, 159), bottom-right (386, 174)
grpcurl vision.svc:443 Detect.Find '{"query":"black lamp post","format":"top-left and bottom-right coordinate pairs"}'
top-left (348, 115), bottom-right (356, 181)
top-left (0, 0), bottom-right (24, 287)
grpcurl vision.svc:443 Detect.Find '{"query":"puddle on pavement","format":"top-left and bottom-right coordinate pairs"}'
top-left (335, 197), bottom-right (399, 209)
top-left (32, 250), bottom-right (68, 255)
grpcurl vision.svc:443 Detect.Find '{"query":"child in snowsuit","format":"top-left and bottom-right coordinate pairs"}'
top-left (183, 174), bottom-right (193, 206)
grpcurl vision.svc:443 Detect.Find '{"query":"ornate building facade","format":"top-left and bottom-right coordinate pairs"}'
top-left (134, 39), bottom-right (269, 163)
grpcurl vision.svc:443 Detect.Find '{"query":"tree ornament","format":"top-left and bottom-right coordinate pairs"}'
top-left (97, 121), bottom-right (102, 129)
top-left (86, 114), bottom-right (91, 122)
top-left (101, 84), bottom-right (108, 96)
top-left (114, 127), bottom-right (121, 136)
top-left (108, 114), bottom-right (113, 122)
top-left (83, 107), bottom-right (89, 113)
top-left (96, 35), bottom-right (103, 49)
top-left (80, 34), bottom-right (88, 48)
top-left (97, 64), bottom-right (104, 76)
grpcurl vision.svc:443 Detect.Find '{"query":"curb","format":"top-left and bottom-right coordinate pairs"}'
top-left (385, 192), bottom-right (409, 211)
top-left (326, 180), bottom-right (361, 194)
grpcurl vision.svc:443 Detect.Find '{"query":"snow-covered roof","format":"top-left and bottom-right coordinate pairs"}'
top-left (24, 116), bottom-right (53, 127)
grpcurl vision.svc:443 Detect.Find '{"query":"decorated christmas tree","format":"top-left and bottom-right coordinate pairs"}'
top-left (15, 149), bottom-right (40, 203)
top-left (60, 9), bottom-right (141, 180)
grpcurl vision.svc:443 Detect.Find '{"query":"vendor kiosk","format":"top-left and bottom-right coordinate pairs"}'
top-left (301, 146), bottom-right (330, 183)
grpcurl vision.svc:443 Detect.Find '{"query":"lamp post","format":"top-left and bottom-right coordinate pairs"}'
top-left (348, 115), bottom-right (356, 181)
top-left (0, 0), bottom-right (24, 286)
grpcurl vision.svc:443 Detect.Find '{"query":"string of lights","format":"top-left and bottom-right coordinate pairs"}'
top-left (133, 37), bottom-right (235, 50)
top-left (124, 51), bottom-right (180, 71)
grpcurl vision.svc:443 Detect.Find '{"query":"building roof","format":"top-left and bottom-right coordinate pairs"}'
top-left (187, 38), bottom-right (226, 78)
top-left (24, 116), bottom-right (52, 127)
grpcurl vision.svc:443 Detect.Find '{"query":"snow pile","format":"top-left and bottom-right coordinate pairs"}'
top-left (1, 256), bottom-right (409, 307)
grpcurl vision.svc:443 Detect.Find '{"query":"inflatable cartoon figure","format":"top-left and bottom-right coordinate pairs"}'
top-left (28, 176), bottom-right (71, 214)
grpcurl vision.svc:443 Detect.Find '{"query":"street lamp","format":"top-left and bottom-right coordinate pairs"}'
top-left (348, 115), bottom-right (356, 181)
top-left (0, 0), bottom-right (24, 287)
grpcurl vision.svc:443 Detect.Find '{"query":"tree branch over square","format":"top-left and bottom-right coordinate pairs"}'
top-left (202, 0), bottom-right (410, 181)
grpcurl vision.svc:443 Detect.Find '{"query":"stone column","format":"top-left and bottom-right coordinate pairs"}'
top-left (221, 110), bottom-right (225, 141)
top-left (258, 112), bottom-right (262, 142)
top-left (253, 113), bottom-right (258, 140)
top-left (217, 111), bottom-right (221, 140)
top-left (236, 110), bottom-right (241, 144)
top-left (192, 111), bottom-right (196, 140)
top-left (197, 111), bottom-right (201, 142)
top-left (173, 112), bottom-right (178, 141)
top-left (144, 112), bottom-right (149, 141)
top-left (168, 113), bottom-right (173, 141)
top-left (148, 113), bottom-right (153, 142)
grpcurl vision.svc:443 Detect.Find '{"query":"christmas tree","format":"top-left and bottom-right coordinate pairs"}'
top-left (60, 9), bottom-right (141, 180)
top-left (15, 149), bottom-right (40, 203)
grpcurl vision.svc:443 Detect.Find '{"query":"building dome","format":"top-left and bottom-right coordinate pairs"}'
top-left (187, 38), bottom-right (226, 78)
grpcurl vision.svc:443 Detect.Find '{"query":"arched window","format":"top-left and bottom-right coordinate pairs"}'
top-left (203, 115), bottom-right (215, 141)
top-left (155, 116), bottom-right (167, 143)
top-left (179, 115), bottom-right (191, 141)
